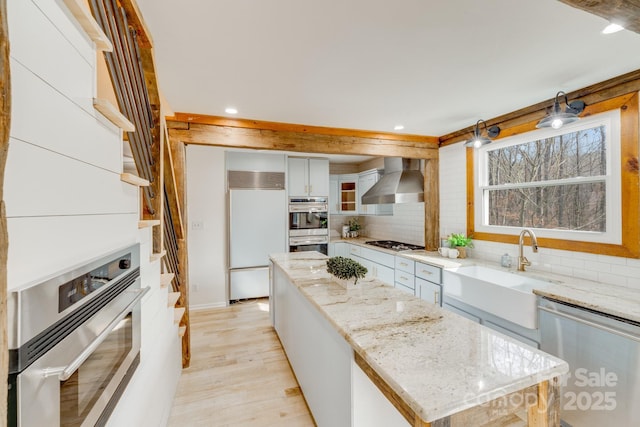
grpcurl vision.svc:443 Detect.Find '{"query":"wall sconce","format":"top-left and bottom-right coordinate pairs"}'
top-left (536, 91), bottom-right (586, 129)
top-left (464, 119), bottom-right (501, 148)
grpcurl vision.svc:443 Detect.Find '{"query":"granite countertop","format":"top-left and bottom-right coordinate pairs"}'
top-left (332, 236), bottom-right (640, 324)
top-left (270, 251), bottom-right (568, 422)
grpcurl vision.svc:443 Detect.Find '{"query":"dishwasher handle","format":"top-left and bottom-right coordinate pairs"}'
top-left (538, 305), bottom-right (640, 343)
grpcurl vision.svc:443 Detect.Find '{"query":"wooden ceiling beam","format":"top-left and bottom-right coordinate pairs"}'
top-left (558, 0), bottom-right (640, 34)
top-left (168, 112), bottom-right (439, 147)
top-left (439, 68), bottom-right (640, 146)
top-left (168, 121), bottom-right (438, 159)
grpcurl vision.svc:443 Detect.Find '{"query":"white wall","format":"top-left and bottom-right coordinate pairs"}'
top-left (185, 145), bottom-right (228, 308)
top-left (6, 1), bottom-right (180, 425)
top-left (439, 142), bottom-right (640, 290)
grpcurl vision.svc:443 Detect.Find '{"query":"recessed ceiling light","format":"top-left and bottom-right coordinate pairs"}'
top-left (394, 124), bottom-right (404, 131)
top-left (225, 107), bottom-right (238, 114)
top-left (602, 23), bottom-right (624, 34)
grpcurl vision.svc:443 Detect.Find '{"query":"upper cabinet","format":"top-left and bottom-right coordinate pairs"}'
top-left (288, 157), bottom-right (329, 197)
top-left (358, 169), bottom-right (392, 216)
top-left (329, 169), bottom-right (393, 216)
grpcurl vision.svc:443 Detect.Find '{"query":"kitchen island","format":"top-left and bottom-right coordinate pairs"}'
top-left (270, 251), bottom-right (568, 427)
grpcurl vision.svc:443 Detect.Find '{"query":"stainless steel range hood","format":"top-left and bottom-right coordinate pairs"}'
top-left (361, 157), bottom-right (424, 204)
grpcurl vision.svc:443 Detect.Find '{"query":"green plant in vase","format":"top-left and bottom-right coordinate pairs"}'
top-left (447, 233), bottom-right (473, 259)
top-left (348, 217), bottom-right (361, 237)
top-left (326, 256), bottom-right (367, 287)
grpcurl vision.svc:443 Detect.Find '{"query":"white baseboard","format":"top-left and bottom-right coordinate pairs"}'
top-left (190, 301), bottom-right (228, 311)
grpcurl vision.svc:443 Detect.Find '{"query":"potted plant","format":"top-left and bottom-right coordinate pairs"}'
top-left (348, 217), bottom-right (361, 237)
top-left (447, 233), bottom-right (473, 259)
top-left (326, 256), bottom-right (368, 288)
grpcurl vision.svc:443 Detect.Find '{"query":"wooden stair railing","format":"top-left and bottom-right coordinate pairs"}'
top-left (89, 0), bottom-right (191, 368)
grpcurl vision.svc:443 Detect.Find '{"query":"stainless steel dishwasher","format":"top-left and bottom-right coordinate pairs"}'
top-left (539, 297), bottom-right (640, 427)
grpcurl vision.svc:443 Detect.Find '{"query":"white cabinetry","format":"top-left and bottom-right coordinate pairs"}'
top-left (339, 174), bottom-right (359, 213)
top-left (329, 175), bottom-right (339, 214)
top-left (288, 157), bottom-right (329, 197)
top-left (394, 257), bottom-right (415, 295)
top-left (358, 169), bottom-right (393, 216)
top-left (329, 174), bottom-right (359, 214)
top-left (328, 241), bottom-right (349, 257)
top-left (415, 262), bottom-right (442, 306)
top-left (441, 294), bottom-right (540, 346)
top-left (272, 263), bottom-right (352, 426)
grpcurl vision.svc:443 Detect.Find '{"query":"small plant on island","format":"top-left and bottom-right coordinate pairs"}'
top-left (326, 256), bottom-right (368, 285)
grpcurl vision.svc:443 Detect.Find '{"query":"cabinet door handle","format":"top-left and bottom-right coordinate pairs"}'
top-left (422, 269), bottom-right (432, 275)
top-left (305, 185), bottom-right (308, 193)
top-left (434, 290), bottom-right (439, 305)
top-left (309, 185), bottom-right (313, 193)
top-left (400, 276), bottom-right (408, 281)
top-left (400, 262), bottom-right (408, 267)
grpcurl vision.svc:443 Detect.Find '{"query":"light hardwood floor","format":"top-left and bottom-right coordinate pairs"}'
top-left (168, 299), bottom-right (315, 426)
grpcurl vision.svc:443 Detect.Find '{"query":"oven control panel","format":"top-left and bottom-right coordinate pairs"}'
top-left (58, 253), bottom-right (132, 312)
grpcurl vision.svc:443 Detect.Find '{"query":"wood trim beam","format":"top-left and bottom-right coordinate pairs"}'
top-left (1, 0), bottom-right (10, 422)
top-left (168, 123), bottom-right (439, 159)
top-left (441, 68), bottom-right (640, 146)
top-left (424, 158), bottom-right (439, 250)
top-left (467, 92), bottom-right (640, 258)
top-left (558, 0), bottom-right (640, 34)
top-left (163, 123), bottom-right (184, 239)
top-left (169, 112), bottom-right (439, 146)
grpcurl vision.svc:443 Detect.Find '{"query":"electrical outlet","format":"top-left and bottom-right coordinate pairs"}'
top-left (191, 220), bottom-right (204, 230)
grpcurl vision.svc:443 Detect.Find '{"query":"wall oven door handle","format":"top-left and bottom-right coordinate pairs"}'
top-left (42, 287), bottom-right (150, 380)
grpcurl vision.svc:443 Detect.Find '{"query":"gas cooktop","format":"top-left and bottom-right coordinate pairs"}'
top-left (365, 240), bottom-right (424, 251)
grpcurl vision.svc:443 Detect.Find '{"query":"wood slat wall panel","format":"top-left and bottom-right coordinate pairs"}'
top-left (8, 0), bottom-right (94, 101)
top-left (11, 60), bottom-right (122, 171)
top-left (5, 140), bottom-right (138, 217)
top-left (7, 213), bottom-right (139, 290)
top-left (31, 0), bottom-right (96, 62)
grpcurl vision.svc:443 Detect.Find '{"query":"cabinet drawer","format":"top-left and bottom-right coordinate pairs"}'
top-left (415, 262), bottom-right (442, 284)
top-left (394, 271), bottom-right (415, 289)
top-left (348, 244), bottom-right (361, 257)
top-left (395, 282), bottom-right (415, 296)
top-left (360, 247), bottom-right (395, 268)
top-left (394, 257), bottom-right (414, 274)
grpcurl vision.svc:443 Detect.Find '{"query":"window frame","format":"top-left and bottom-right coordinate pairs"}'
top-left (466, 92), bottom-right (640, 258)
top-left (474, 110), bottom-right (621, 245)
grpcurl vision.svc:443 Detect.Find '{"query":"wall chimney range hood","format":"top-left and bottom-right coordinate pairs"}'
top-left (361, 157), bottom-right (424, 205)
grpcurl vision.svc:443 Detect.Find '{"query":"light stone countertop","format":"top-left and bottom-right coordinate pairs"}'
top-left (332, 237), bottom-right (640, 324)
top-left (270, 251), bottom-right (568, 422)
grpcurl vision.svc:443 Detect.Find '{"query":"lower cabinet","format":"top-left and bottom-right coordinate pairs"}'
top-left (441, 295), bottom-right (540, 347)
top-left (416, 278), bottom-right (442, 305)
top-left (272, 263), bottom-right (352, 426)
top-left (271, 263), bottom-right (410, 427)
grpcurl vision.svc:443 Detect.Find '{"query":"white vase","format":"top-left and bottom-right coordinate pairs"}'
top-left (333, 276), bottom-right (357, 289)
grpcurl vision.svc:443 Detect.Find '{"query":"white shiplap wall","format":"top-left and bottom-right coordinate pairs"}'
top-left (439, 142), bottom-right (640, 290)
top-left (6, 1), bottom-right (181, 425)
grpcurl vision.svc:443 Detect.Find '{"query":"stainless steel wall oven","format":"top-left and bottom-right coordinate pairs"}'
top-left (289, 197), bottom-right (329, 255)
top-left (7, 244), bottom-right (148, 427)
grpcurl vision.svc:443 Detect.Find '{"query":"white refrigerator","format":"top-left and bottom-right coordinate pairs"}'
top-left (228, 178), bottom-right (287, 301)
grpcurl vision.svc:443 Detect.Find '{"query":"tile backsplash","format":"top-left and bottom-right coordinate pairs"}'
top-left (466, 240), bottom-right (640, 291)
top-left (330, 203), bottom-right (425, 246)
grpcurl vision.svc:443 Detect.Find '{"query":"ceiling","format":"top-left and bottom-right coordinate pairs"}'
top-left (137, 0), bottom-right (640, 137)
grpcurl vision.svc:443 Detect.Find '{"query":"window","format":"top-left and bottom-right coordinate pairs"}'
top-left (474, 110), bottom-right (621, 245)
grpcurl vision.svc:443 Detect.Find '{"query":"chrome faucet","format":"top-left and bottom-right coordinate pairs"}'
top-left (518, 228), bottom-right (538, 272)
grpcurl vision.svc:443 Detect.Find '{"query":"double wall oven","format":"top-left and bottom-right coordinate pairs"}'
top-left (7, 244), bottom-right (147, 427)
top-left (288, 197), bottom-right (329, 255)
